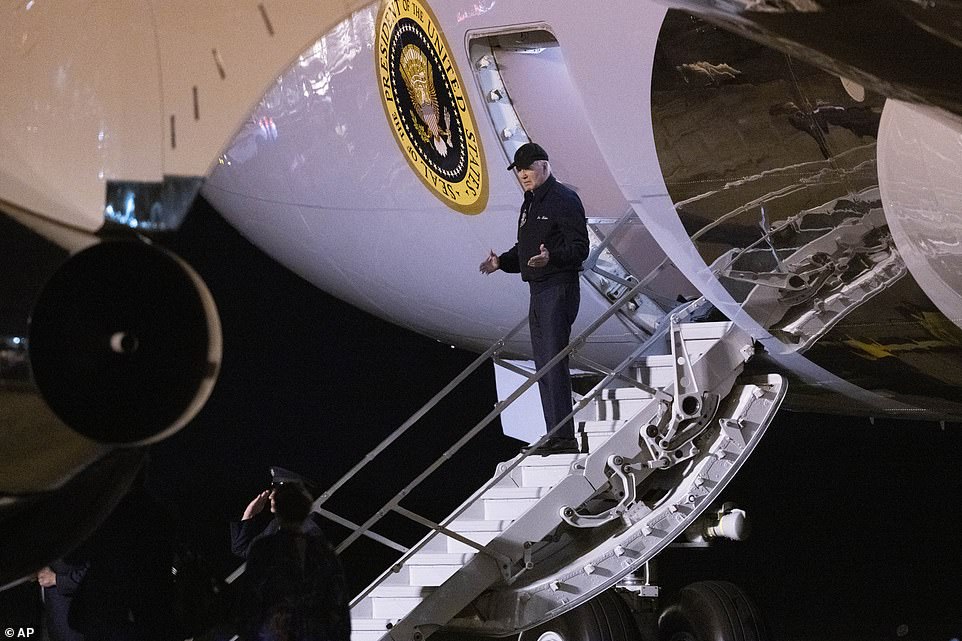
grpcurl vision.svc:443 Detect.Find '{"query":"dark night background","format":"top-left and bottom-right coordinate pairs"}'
top-left (3, 199), bottom-right (962, 640)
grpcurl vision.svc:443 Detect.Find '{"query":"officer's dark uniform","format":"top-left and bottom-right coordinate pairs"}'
top-left (230, 513), bottom-right (325, 559)
top-left (235, 484), bottom-right (349, 641)
top-left (229, 467), bottom-right (324, 559)
top-left (498, 145), bottom-right (589, 451)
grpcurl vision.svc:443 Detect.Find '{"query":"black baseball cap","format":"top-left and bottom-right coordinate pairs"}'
top-left (507, 142), bottom-right (549, 170)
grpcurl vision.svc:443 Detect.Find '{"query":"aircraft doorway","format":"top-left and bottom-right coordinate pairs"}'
top-left (468, 28), bottom-right (699, 332)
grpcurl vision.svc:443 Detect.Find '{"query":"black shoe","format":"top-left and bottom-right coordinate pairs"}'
top-left (521, 437), bottom-right (581, 456)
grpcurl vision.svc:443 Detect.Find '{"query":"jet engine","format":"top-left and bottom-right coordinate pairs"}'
top-left (0, 217), bottom-right (221, 587)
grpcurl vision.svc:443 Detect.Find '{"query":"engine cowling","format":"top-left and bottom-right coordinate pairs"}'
top-left (1, 238), bottom-right (221, 492)
top-left (0, 229), bottom-right (221, 586)
top-left (28, 240), bottom-right (222, 446)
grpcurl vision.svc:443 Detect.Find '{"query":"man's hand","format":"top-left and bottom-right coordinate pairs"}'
top-left (527, 244), bottom-right (550, 268)
top-left (479, 250), bottom-right (500, 274)
top-left (242, 490), bottom-right (271, 520)
top-left (37, 567), bottom-right (56, 588)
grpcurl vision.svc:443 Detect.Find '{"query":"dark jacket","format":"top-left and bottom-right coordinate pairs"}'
top-left (498, 174), bottom-right (589, 289)
top-left (230, 513), bottom-right (325, 559)
top-left (236, 528), bottom-right (350, 641)
top-left (44, 559), bottom-right (88, 641)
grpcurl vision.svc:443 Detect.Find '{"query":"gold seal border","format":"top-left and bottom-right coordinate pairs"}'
top-left (376, 0), bottom-right (488, 215)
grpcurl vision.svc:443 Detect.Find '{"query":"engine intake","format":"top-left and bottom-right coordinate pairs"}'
top-left (27, 241), bottom-right (222, 445)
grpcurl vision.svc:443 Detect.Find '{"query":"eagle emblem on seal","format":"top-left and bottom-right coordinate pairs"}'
top-left (399, 44), bottom-right (454, 157)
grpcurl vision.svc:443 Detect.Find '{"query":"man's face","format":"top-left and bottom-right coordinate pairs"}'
top-left (269, 487), bottom-right (277, 513)
top-left (517, 161), bottom-right (549, 192)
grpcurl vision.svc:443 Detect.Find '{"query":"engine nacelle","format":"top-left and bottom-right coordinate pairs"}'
top-left (0, 231), bottom-right (221, 587)
top-left (2, 239), bottom-right (221, 492)
top-left (28, 240), bottom-right (222, 446)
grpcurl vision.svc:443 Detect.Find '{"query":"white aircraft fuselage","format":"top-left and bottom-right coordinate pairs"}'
top-left (3, 0), bottom-right (962, 587)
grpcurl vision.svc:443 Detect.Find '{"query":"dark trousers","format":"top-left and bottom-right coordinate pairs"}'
top-left (529, 281), bottom-right (580, 439)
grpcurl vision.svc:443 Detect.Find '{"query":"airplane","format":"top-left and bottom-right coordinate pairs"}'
top-left (2, 0), bottom-right (962, 639)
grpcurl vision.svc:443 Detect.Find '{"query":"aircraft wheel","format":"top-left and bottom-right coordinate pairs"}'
top-left (519, 589), bottom-right (642, 641)
top-left (658, 581), bottom-right (767, 641)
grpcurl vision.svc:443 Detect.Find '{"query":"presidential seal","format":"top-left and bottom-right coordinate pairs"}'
top-left (376, 0), bottom-right (488, 214)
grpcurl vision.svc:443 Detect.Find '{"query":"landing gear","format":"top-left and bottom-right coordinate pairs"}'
top-left (520, 590), bottom-right (642, 641)
top-left (658, 581), bottom-right (768, 641)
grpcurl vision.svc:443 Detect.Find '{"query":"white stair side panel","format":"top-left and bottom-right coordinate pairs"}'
top-left (493, 359), bottom-right (545, 445)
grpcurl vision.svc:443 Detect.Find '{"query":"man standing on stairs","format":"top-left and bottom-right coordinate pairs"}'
top-left (479, 142), bottom-right (589, 456)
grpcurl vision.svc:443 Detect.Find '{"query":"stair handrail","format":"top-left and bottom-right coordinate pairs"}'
top-left (316, 211), bottom-right (646, 512)
top-left (332, 276), bottom-right (700, 556)
top-left (313, 316), bottom-right (530, 509)
top-left (346, 296), bottom-right (708, 607)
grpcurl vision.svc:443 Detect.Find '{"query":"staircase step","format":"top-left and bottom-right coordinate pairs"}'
top-left (482, 486), bottom-right (548, 520)
top-left (370, 586), bottom-right (435, 618)
top-left (406, 553), bottom-right (475, 586)
top-left (578, 420), bottom-right (625, 453)
top-left (586, 431), bottom-right (619, 452)
top-left (415, 523), bottom-right (503, 553)
top-left (598, 386), bottom-right (655, 399)
top-left (448, 518), bottom-right (510, 532)
top-left (519, 464), bottom-right (571, 488)
top-left (496, 453), bottom-right (584, 488)
top-left (370, 585), bottom-right (435, 598)
top-left (591, 388), bottom-right (656, 420)
top-left (351, 619), bottom-right (394, 641)
top-left (630, 358), bottom-right (675, 388)
top-left (353, 618), bottom-right (396, 630)
top-left (580, 420), bottom-right (624, 434)
top-left (430, 519), bottom-right (508, 552)
top-left (482, 486), bottom-right (547, 499)
top-left (510, 453), bottom-right (583, 467)
top-left (446, 528), bottom-right (499, 552)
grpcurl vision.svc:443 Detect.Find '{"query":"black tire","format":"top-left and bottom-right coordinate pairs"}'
top-left (519, 589), bottom-right (642, 641)
top-left (658, 581), bottom-right (767, 641)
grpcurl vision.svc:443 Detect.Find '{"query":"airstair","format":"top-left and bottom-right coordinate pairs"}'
top-left (309, 267), bottom-right (786, 641)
